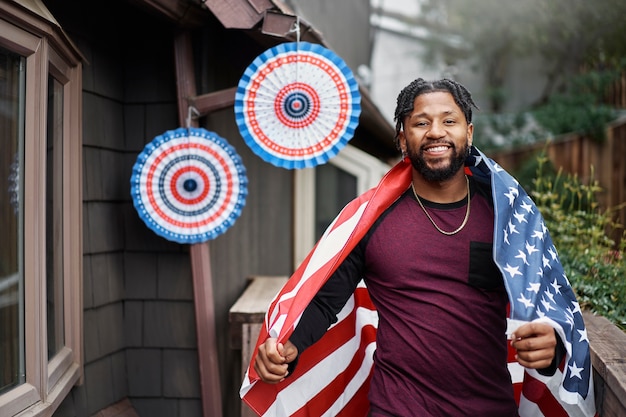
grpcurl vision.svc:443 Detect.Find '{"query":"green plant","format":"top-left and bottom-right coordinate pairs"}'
top-left (531, 154), bottom-right (626, 330)
top-left (531, 70), bottom-right (619, 142)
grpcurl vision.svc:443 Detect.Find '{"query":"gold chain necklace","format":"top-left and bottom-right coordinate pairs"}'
top-left (411, 176), bottom-right (471, 236)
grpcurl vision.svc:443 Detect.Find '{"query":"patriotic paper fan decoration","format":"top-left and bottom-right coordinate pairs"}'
top-left (234, 41), bottom-right (361, 169)
top-left (131, 127), bottom-right (247, 244)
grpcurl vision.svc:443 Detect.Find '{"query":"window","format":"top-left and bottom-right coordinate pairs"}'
top-left (293, 145), bottom-right (391, 267)
top-left (0, 46), bottom-right (25, 398)
top-left (0, 2), bottom-right (83, 416)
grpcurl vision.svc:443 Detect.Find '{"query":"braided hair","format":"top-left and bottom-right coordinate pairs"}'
top-left (393, 78), bottom-right (479, 147)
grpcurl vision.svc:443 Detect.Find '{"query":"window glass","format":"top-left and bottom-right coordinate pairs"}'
top-left (46, 75), bottom-right (64, 360)
top-left (0, 47), bottom-right (25, 394)
top-left (314, 164), bottom-right (358, 239)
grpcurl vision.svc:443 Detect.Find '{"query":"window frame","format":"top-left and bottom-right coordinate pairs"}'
top-left (293, 145), bottom-right (391, 268)
top-left (0, 2), bottom-right (83, 416)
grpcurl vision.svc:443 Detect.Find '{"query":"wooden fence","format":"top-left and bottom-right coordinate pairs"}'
top-left (490, 116), bottom-right (626, 245)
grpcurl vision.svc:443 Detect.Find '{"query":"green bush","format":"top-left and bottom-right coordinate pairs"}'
top-left (529, 154), bottom-right (626, 330)
top-left (531, 71), bottom-right (619, 142)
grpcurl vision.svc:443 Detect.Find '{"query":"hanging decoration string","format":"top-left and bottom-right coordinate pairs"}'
top-left (185, 105), bottom-right (200, 166)
top-left (289, 16), bottom-right (302, 131)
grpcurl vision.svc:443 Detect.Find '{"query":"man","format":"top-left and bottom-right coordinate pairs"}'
top-left (243, 79), bottom-right (595, 417)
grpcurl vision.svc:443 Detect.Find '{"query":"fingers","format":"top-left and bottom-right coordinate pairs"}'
top-left (254, 338), bottom-right (298, 384)
top-left (279, 340), bottom-right (299, 364)
top-left (511, 322), bottom-right (557, 369)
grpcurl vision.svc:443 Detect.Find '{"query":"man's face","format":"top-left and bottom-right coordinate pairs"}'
top-left (399, 91), bottom-right (473, 182)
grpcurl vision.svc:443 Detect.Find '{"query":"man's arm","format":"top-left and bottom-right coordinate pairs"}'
top-left (254, 239), bottom-right (367, 383)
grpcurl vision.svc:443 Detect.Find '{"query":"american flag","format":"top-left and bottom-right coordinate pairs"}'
top-left (240, 147), bottom-right (596, 417)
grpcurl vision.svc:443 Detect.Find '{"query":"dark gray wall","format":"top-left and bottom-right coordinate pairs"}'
top-left (45, 1), bottom-right (293, 417)
top-left (42, 0), bottom-right (383, 416)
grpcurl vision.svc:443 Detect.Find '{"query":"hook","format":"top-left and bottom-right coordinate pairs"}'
top-left (186, 105), bottom-right (200, 128)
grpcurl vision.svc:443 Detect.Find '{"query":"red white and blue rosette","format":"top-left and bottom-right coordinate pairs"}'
top-left (234, 42), bottom-right (361, 169)
top-left (130, 127), bottom-right (247, 244)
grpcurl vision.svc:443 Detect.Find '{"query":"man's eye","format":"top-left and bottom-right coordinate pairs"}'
top-left (444, 120), bottom-right (456, 124)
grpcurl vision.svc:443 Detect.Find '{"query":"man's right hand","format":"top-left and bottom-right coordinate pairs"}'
top-left (254, 338), bottom-right (299, 383)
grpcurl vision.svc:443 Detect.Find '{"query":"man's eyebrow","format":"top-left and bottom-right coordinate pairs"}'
top-left (409, 109), bottom-right (457, 119)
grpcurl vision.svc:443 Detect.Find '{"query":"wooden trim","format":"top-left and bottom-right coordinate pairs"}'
top-left (202, 0), bottom-right (271, 29)
top-left (189, 244), bottom-right (223, 417)
top-left (174, 31), bottom-right (223, 417)
top-left (130, 0), bottom-right (209, 27)
top-left (583, 312), bottom-right (626, 417)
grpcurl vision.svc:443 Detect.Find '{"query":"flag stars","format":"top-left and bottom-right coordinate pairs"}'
top-left (517, 293), bottom-right (534, 308)
top-left (526, 282), bottom-right (541, 293)
top-left (525, 241), bottom-right (539, 256)
top-left (520, 200), bottom-right (534, 213)
top-left (548, 247), bottom-right (558, 260)
top-left (504, 187), bottom-right (519, 206)
top-left (565, 309), bottom-right (575, 328)
top-left (542, 255), bottom-right (551, 269)
top-left (541, 296), bottom-right (556, 312)
top-left (568, 362), bottom-right (584, 379)
top-left (532, 229), bottom-right (545, 240)
top-left (508, 221), bottom-right (519, 235)
top-left (577, 328), bottom-right (589, 344)
top-left (544, 289), bottom-right (555, 303)
top-left (571, 300), bottom-right (582, 314)
top-left (515, 250), bottom-right (530, 265)
top-left (504, 263), bottom-right (523, 278)
top-left (551, 279), bottom-right (562, 295)
top-left (513, 210), bottom-right (528, 224)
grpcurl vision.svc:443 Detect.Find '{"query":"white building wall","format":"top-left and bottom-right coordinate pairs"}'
top-left (368, 0), bottom-right (550, 119)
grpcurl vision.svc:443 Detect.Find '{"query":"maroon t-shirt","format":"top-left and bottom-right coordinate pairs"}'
top-left (291, 181), bottom-right (518, 416)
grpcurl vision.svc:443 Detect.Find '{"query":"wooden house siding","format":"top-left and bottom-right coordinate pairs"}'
top-left (36, 1), bottom-right (389, 417)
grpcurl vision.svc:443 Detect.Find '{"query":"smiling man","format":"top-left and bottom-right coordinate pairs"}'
top-left (245, 78), bottom-right (595, 417)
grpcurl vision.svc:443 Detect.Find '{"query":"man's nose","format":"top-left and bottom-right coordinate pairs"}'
top-left (427, 121), bottom-right (446, 138)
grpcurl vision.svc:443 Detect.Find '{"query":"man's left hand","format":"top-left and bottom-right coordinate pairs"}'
top-left (511, 322), bottom-right (557, 369)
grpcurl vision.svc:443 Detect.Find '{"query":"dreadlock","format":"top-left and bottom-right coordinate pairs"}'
top-left (393, 78), bottom-right (479, 148)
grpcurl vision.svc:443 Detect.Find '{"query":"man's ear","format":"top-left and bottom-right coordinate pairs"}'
top-left (398, 131), bottom-right (407, 154)
top-left (467, 123), bottom-right (474, 147)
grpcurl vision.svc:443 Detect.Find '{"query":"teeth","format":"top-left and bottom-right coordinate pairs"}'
top-left (427, 146), bottom-right (449, 152)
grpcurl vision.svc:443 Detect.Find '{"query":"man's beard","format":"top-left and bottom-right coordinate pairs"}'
top-left (407, 141), bottom-right (469, 182)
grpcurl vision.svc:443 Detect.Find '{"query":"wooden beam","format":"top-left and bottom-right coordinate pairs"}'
top-left (191, 87), bottom-right (237, 115)
top-left (174, 31), bottom-right (223, 417)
